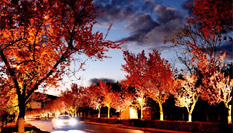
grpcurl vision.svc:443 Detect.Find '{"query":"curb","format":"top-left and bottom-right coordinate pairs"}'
top-left (81, 121), bottom-right (191, 133)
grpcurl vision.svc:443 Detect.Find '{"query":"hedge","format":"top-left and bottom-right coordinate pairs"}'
top-left (89, 118), bottom-right (232, 133)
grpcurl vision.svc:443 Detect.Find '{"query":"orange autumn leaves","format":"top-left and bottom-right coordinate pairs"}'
top-left (122, 50), bottom-right (174, 120)
top-left (122, 50), bottom-right (174, 103)
top-left (0, 0), bottom-right (119, 105)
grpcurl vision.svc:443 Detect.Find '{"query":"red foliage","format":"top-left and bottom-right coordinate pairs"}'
top-left (187, 0), bottom-right (232, 38)
top-left (122, 50), bottom-right (174, 103)
top-left (87, 83), bottom-right (103, 110)
top-left (195, 51), bottom-right (232, 108)
top-left (88, 81), bottom-right (121, 118)
top-left (60, 84), bottom-right (89, 116)
top-left (122, 50), bottom-right (174, 120)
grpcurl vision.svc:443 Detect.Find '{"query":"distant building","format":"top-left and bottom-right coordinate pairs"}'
top-left (120, 107), bottom-right (138, 119)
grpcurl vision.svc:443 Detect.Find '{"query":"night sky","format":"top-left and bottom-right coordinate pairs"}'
top-left (44, 0), bottom-right (232, 95)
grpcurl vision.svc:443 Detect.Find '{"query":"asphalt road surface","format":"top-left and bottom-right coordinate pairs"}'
top-left (27, 120), bottom-right (153, 133)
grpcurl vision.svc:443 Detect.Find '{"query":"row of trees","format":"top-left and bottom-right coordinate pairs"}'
top-left (49, 0), bottom-right (233, 123)
top-left (37, 50), bottom-right (231, 123)
top-left (24, 80), bottom-right (134, 119)
top-left (56, 81), bottom-right (133, 119)
top-left (0, 0), bottom-right (232, 132)
top-left (123, 50), bottom-right (232, 123)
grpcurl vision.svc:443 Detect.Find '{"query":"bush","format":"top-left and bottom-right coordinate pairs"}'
top-left (108, 119), bottom-right (232, 133)
top-left (89, 118), bottom-right (121, 124)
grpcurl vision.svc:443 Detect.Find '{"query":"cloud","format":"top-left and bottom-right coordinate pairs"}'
top-left (143, 18), bottom-right (183, 45)
top-left (154, 5), bottom-right (182, 24)
top-left (126, 14), bottom-right (159, 34)
top-left (96, 5), bottom-right (135, 24)
top-left (119, 14), bottom-right (159, 44)
top-left (94, 1), bottom-right (184, 49)
top-left (119, 5), bottom-right (183, 48)
top-left (89, 78), bottom-right (115, 84)
top-left (94, 0), bottom-right (135, 24)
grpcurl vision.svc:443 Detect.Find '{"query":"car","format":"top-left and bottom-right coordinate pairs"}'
top-left (52, 115), bottom-right (78, 130)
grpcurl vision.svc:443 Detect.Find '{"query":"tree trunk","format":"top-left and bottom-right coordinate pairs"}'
top-left (98, 107), bottom-right (101, 118)
top-left (107, 105), bottom-right (110, 118)
top-left (87, 109), bottom-right (91, 118)
top-left (205, 108), bottom-right (209, 121)
top-left (17, 117), bottom-right (24, 133)
top-left (74, 107), bottom-right (77, 117)
top-left (188, 110), bottom-right (193, 122)
top-left (228, 105), bottom-right (232, 124)
top-left (188, 114), bottom-right (192, 122)
top-left (188, 98), bottom-right (197, 122)
top-left (141, 105), bottom-right (143, 119)
top-left (17, 100), bottom-right (25, 133)
top-left (158, 102), bottom-right (164, 121)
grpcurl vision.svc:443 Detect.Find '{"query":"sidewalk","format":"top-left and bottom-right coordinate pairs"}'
top-left (82, 120), bottom-right (191, 133)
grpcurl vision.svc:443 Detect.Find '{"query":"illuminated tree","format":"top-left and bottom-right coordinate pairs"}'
top-left (45, 97), bottom-right (67, 115)
top-left (122, 50), bottom-right (174, 121)
top-left (88, 83), bottom-right (103, 118)
top-left (165, 0), bottom-right (232, 124)
top-left (173, 74), bottom-right (199, 122)
top-left (0, 87), bottom-right (18, 120)
top-left (120, 80), bottom-right (146, 119)
top-left (195, 52), bottom-right (232, 124)
top-left (0, 1), bottom-right (119, 132)
top-left (61, 84), bottom-right (86, 117)
top-left (112, 93), bottom-right (134, 113)
top-left (135, 90), bottom-right (146, 119)
top-left (0, 77), bottom-right (18, 115)
top-left (173, 28), bottom-right (232, 123)
top-left (121, 51), bottom-right (147, 119)
top-left (187, 0), bottom-right (232, 124)
top-left (97, 80), bottom-right (116, 118)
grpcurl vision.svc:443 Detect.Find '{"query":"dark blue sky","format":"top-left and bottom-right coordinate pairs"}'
top-left (94, 0), bottom-right (188, 49)
top-left (75, 1), bottom-right (189, 86)
top-left (44, 0), bottom-right (232, 95)
top-left (45, 0), bottom-right (192, 95)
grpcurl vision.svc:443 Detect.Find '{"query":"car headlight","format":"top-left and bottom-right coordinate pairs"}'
top-left (69, 118), bottom-right (77, 126)
top-left (55, 120), bottom-right (63, 126)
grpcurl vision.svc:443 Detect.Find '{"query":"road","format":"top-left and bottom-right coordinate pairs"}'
top-left (27, 120), bottom-right (153, 133)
